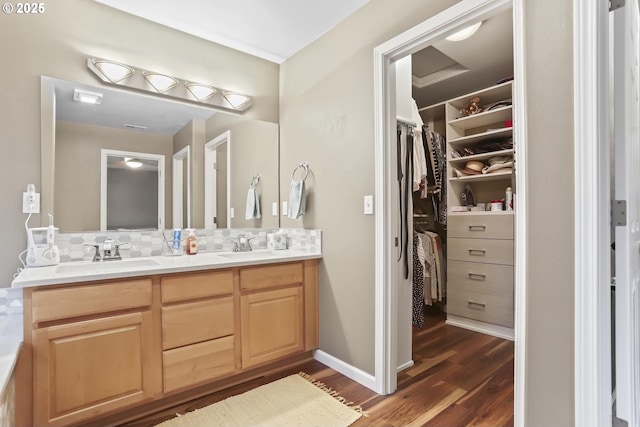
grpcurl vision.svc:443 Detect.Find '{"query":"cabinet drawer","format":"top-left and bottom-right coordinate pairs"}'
top-left (447, 283), bottom-right (514, 328)
top-left (163, 336), bottom-right (235, 393)
top-left (448, 214), bottom-right (513, 239)
top-left (161, 270), bottom-right (234, 303)
top-left (240, 262), bottom-right (303, 291)
top-left (162, 297), bottom-right (233, 350)
top-left (32, 279), bottom-right (152, 323)
top-left (447, 261), bottom-right (513, 292)
top-left (448, 237), bottom-right (514, 265)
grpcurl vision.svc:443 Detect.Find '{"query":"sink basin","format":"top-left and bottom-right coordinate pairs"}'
top-left (55, 258), bottom-right (160, 274)
top-left (216, 251), bottom-right (278, 259)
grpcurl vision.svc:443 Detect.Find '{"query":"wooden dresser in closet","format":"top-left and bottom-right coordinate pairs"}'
top-left (446, 213), bottom-right (513, 329)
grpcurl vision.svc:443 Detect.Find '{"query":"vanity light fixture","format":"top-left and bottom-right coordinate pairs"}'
top-left (87, 57), bottom-right (253, 112)
top-left (445, 21), bottom-right (483, 42)
top-left (90, 59), bottom-right (134, 83)
top-left (142, 72), bottom-right (178, 94)
top-left (222, 91), bottom-right (251, 109)
top-left (125, 158), bottom-right (143, 169)
top-left (73, 88), bottom-right (103, 104)
top-left (185, 82), bottom-right (217, 102)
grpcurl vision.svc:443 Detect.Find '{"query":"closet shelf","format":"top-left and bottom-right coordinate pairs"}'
top-left (448, 105), bottom-right (513, 131)
top-left (448, 210), bottom-right (515, 216)
top-left (449, 149), bottom-right (514, 166)
top-left (449, 170), bottom-right (513, 183)
top-left (448, 80), bottom-right (513, 108)
top-left (448, 128), bottom-right (513, 149)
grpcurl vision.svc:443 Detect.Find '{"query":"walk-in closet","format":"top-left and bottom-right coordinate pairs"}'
top-left (394, 8), bottom-right (516, 420)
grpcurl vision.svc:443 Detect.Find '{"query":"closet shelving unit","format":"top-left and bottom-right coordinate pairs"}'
top-left (443, 80), bottom-right (516, 340)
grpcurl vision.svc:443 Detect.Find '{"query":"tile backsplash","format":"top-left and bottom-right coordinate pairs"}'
top-left (43, 228), bottom-right (321, 263)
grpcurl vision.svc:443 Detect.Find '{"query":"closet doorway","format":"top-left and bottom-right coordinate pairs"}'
top-left (372, 0), bottom-right (526, 424)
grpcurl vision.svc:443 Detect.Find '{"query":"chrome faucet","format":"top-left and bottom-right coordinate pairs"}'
top-left (233, 234), bottom-right (255, 252)
top-left (85, 239), bottom-right (129, 261)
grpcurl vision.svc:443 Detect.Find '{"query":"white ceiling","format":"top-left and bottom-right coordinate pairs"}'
top-left (93, 0), bottom-right (370, 63)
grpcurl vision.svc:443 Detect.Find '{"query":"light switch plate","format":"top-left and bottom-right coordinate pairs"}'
top-left (230, 207), bottom-right (235, 219)
top-left (282, 201), bottom-right (288, 216)
top-left (364, 195), bottom-right (374, 215)
top-left (272, 202), bottom-right (278, 216)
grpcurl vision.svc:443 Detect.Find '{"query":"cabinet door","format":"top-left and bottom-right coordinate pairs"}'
top-left (241, 286), bottom-right (304, 369)
top-left (33, 312), bottom-right (153, 427)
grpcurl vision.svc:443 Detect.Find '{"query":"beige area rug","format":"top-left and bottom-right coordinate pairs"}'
top-left (155, 372), bottom-right (366, 427)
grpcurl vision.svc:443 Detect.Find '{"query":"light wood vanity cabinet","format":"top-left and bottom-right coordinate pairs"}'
top-left (20, 259), bottom-right (319, 427)
top-left (30, 279), bottom-right (154, 427)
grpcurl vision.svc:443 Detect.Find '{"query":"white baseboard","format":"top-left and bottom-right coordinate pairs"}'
top-left (397, 359), bottom-right (414, 372)
top-left (313, 349), bottom-right (377, 391)
top-left (446, 315), bottom-right (515, 341)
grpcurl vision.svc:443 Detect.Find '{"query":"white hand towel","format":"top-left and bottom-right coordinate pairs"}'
top-left (245, 187), bottom-right (261, 219)
top-left (288, 179), bottom-right (306, 219)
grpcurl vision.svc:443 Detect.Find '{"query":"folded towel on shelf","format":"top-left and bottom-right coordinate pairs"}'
top-left (288, 179), bottom-right (306, 219)
top-left (245, 187), bottom-right (261, 219)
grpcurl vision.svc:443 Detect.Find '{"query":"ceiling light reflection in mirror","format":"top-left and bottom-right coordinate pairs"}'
top-left (445, 21), bottom-right (482, 42)
top-left (87, 58), bottom-right (252, 112)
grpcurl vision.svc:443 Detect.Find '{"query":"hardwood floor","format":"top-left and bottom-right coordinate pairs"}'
top-left (120, 308), bottom-right (514, 427)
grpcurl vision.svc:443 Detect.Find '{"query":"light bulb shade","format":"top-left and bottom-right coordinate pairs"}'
top-left (91, 59), bottom-right (134, 83)
top-left (222, 91), bottom-right (251, 109)
top-left (446, 21), bottom-right (482, 42)
top-left (185, 82), bottom-right (218, 102)
top-left (143, 72), bottom-right (178, 93)
top-left (125, 159), bottom-right (143, 168)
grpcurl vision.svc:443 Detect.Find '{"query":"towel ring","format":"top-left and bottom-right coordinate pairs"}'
top-left (250, 174), bottom-right (261, 188)
top-left (291, 162), bottom-right (309, 181)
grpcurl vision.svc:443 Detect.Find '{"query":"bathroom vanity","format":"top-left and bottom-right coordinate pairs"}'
top-left (12, 251), bottom-right (320, 427)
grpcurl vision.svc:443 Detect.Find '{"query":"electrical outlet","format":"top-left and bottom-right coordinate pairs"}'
top-left (230, 207), bottom-right (235, 219)
top-left (23, 192), bottom-right (40, 214)
top-left (282, 201), bottom-right (288, 216)
top-left (272, 202), bottom-right (278, 216)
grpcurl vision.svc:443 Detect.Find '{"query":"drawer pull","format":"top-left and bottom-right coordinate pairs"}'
top-left (468, 301), bottom-right (487, 308)
top-left (468, 225), bottom-right (486, 231)
top-left (468, 249), bottom-right (487, 256)
top-left (468, 273), bottom-right (486, 281)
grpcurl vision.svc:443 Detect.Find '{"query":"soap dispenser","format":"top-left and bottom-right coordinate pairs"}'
top-left (186, 229), bottom-right (198, 255)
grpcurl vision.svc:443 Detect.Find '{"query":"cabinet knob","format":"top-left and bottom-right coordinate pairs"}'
top-left (468, 225), bottom-right (486, 231)
top-left (468, 272), bottom-right (487, 280)
top-left (468, 301), bottom-right (487, 308)
top-left (468, 249), bottom-right (487, 256)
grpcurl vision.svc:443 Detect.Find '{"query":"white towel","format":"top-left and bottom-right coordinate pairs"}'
top-left (245, 187), bottom-right (261, 219)
top-left (288, 179), bottom-right (306, 219)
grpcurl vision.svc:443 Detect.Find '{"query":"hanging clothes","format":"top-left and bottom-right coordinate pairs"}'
top-left (422, 128), bottom-right (447, 225)
top-left (412, 233), bottom-right (425, 327)
top-left (411, 100), bottom-right (428, 192)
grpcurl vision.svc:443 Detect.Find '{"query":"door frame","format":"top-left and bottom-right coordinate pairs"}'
top-left (204, 130), bottom-right (231, 229)
top-left (172, 146), bottom-right (191, 229)
top-left (372, 0), bottom-right (526, 424)
top-left (573, 1), bottom-right (613, 426)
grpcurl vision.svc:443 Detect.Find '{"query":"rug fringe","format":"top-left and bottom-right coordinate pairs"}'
top-left (298, 372), bottom-right (370, 417)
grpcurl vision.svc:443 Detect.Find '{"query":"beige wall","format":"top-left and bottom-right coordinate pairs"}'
top-left (280, 0), bottom-right (575, 425)
top-left (205, 115), bottom-right (280, 229)
top-left (55, 121), bottom-right (173, 232)
top-left (0, 0), bottom-right (279, 283)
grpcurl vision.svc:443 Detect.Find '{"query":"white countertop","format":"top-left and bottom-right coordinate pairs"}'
top-left (11, 250), bottom-right (322, 288)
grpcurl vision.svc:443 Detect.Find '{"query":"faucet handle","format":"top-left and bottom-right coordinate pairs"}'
top-left (114, 242), bottom-right (130, 259)
top-left (84, 244), bottom-right (101, 261)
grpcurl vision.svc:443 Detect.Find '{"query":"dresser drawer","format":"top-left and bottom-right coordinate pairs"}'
top-left (448, 214), bottom-right (513, 239)
top-left (240, 262), bottom-right (303, 292)
top-left (162, 297), bottom-right (234, 350)
top-left (447, 261), bottom-right (513, 292)
top-left (163, 336), bottom-right (235, 393)
top-left (447, 283), bottom-right (514, 328)
top-left (448, 237), bottom-right (514, 265)
top-left (161, 270), bottom-right (234, 303)
top-left (32, 279), bottom-right (152, 323)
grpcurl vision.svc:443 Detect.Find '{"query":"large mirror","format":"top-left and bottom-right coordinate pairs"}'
top-left (41, 76), bottom-right (279, 232)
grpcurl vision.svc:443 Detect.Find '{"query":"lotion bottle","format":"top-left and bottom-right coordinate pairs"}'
top-left (186, 229), bottom-right (198, 255)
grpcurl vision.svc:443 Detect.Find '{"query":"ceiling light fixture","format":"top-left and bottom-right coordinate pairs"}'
top-left (73, 88), bottom-right (103, 104)
top-left (125, 158), bottom-right (143, 169)
top-left (222, 91), bottom-right (252, 109)
top-left (445, 21), bottom-right (483, 42)
top-left (86, 58), bottom-right (253, 112)
top-left (90, 59), bottom-right (134, 83)
top-left (142, 72), bottom-right (178, 93)
top-left (185, 82), bottom-right (217, 102)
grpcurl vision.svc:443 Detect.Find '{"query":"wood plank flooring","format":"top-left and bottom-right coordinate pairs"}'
top-left (120, 308), bottom-right (514, 427)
